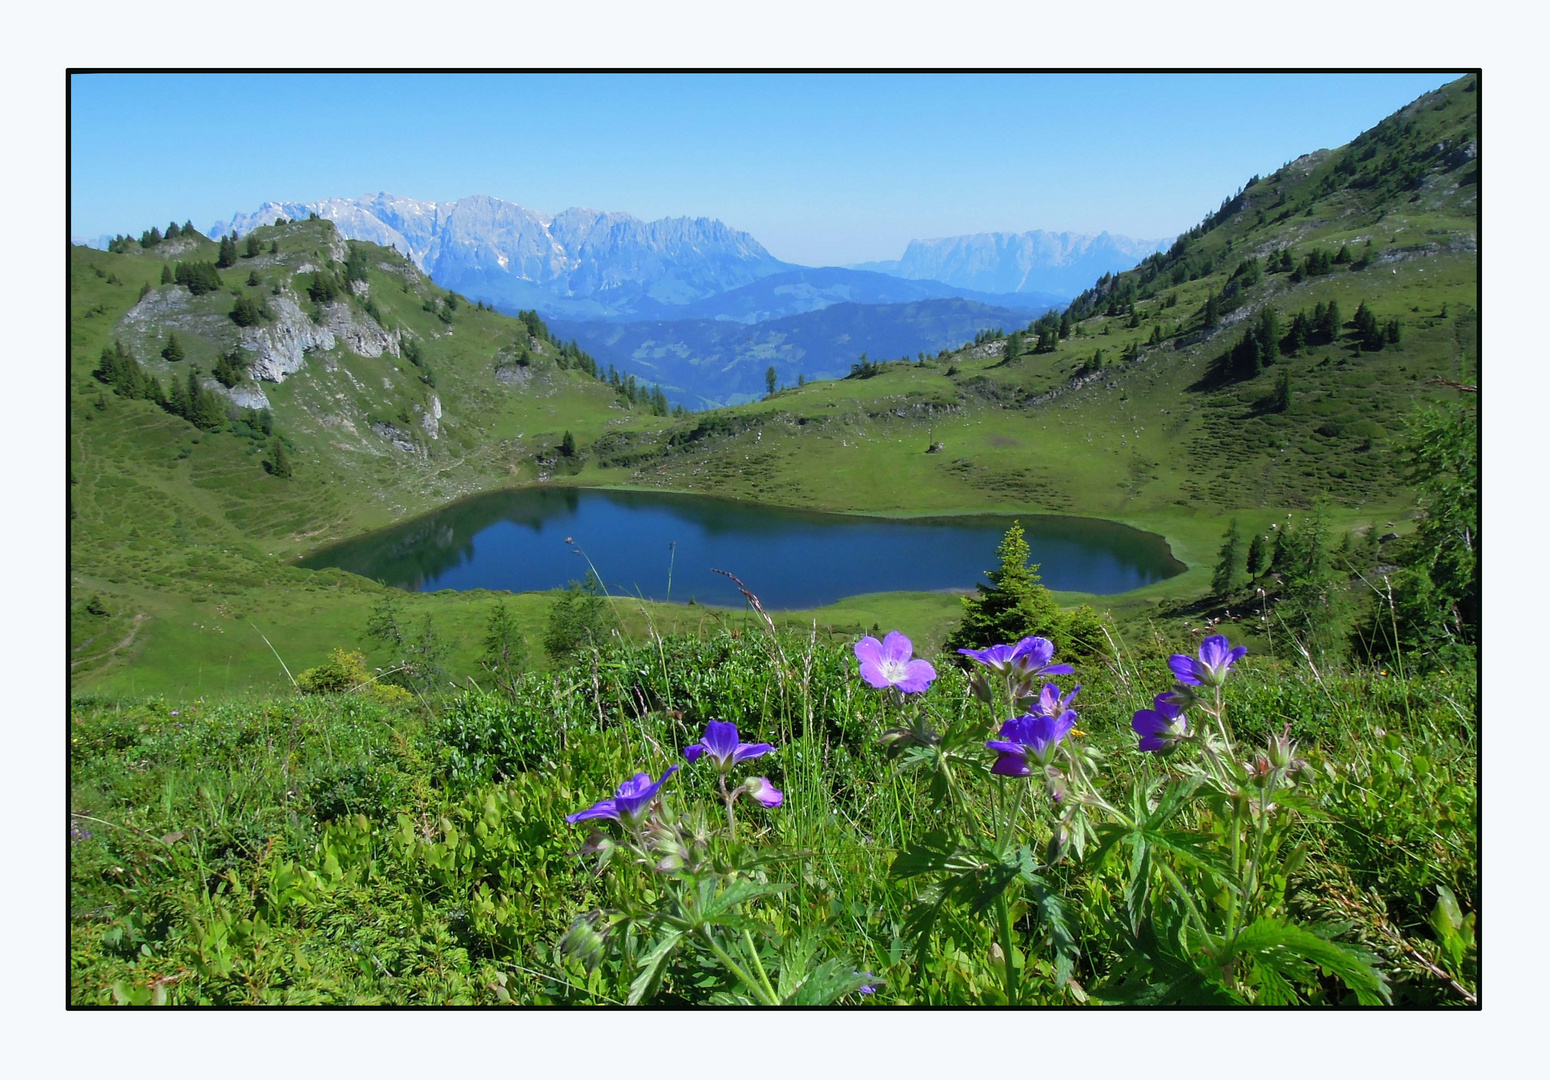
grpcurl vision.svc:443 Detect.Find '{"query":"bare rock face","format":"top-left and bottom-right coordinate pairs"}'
top-left (371, 422), bottom-right (419, 453)
top-left (417, 394), bottom-right (441, 439)
top-left (241, 295), bottom-right (398, 382)
top-left (223, 383), bottom-right (271, 410)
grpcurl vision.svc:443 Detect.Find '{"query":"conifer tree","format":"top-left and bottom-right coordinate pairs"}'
top-left (479, 600), bottom-right (528, 697)
top-left (216, 233), bottom-right (238, 268)
top-left (161, 333), bottom-right (185, 363)
top-left (264, 438), bottom-right (293, 478)
top-left (1211, 518), bottom-right (1243, 596)
top-left (1245, 529), bottom-right (1269, 579)
top-left (245, 233), bottom-right (262, 258)
top-left (944, 521), bottom-right (1065, 655)
top-left (160, 263), bottom-right (174, 285)
top-left (560, 430), bottom-right (576, 458)
top-left (165, 221), bottom-right (181, 239)
top-left (765, 366), bottom-right (778, 396)
top-left (1271, 367), bottom-right (1292, 412)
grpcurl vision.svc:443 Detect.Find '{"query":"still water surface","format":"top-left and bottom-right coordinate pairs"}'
top-left (300, 487), bottom-right (1185, 609)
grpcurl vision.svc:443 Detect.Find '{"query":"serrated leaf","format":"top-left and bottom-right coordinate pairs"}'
top-left (627, 928), bottom-right (685, 1005)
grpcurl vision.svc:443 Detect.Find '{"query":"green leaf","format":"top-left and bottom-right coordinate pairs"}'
top-left (1227, 918), bottom-right (1392, 1006)
top-left (627, 928), bottom-right (685, 1005)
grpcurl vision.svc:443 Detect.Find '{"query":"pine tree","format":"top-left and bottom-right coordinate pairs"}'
top-left (1202, 290), bottom-right (1220, 329)
top-left (560, 430), bottom-right (576, 457)
top-left (479, 600), bottom-right (528, 697)
top-left (765, 366), bottom-right (778, 395)
top-left (1245, 530), bottom-right (1268, 579)
top-left (245, 233), bottom-right (262, 258)
top-left (1271, 367), bottom-right (1292, 412)
top-left (264, 438), bottom-right (293, 478)
top-left (944, 521), bottom-right (1066, 654)
top-left (160, 263), bottom-right (174, 285)
top-left (165, 221), bottom-right (181, 239)
top-left (161, 333), bottom-right (185, 363)
top-left (1211, 518), bottom-right (1243, 596)
top-left (1319, 300), bottom-right (1342, 343)
top-left (544, 572), bottom-right (615, 659)
top-left (216, 233), bottom-right (238, 269)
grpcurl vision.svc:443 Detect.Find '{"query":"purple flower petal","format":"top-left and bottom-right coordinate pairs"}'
top-left (1131, 709), bottom-right (1172, 737)
top-left (745, 776), bottom-right (784, 808)
top-left (701, 720), bottom-right (740, 762)
top-left (854, 636), bottom-right (884, 667)
top-left (683, 743), bottom-right (706, 763)
top-left (1010, 636), bottom-right (1055, 669)
top-left (882, 631), bottom-right (914, 666)
top-left (566, 799), bottom-right (620, 824)
top-left (612, 766), bottom-right (678, 822)
top-left (1199, 635), bottom-right (1232, 669)
top-left (1168, 653), bottom-right (1203, 685)
top-left (990, 753), bottom-right (1032, 777)
top-left (732, 742), bottom-right (774, 763)
top-left (893, 658), bottom-right (937, 694)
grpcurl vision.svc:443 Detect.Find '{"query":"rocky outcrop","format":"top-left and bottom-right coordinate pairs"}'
top-left (240, 294), bottom-right (398, 382)
top-left (417, 394), bottom-right (441, 439)
top-left (371, 422), bottom-right (419, 453)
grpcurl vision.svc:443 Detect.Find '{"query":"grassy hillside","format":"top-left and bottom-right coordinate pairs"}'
top-left (70, 77), bottom-right (1477, 697)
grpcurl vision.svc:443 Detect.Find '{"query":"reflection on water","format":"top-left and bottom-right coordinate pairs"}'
top-left (299, 487), bottom-right (1185, 609)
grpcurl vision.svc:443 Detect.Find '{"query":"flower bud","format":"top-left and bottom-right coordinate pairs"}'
top-left (1248, 754), bottom-right (1273, 787)
top-left (1267, 723), bottom-right (1298, 770)
top-left (968, 670), bottom-right (995, 705)
top-left (1046, 823), bottom-right (1070, 865)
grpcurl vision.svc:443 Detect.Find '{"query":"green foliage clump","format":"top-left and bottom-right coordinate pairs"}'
top-left (229, 295), bottom-right (271, 327)
top-left (543, 572), bottom-right (616, 660)
top-left (298, 647), bottom-right (413, 704)
top-left (174, 261), bottom-right (224, 296)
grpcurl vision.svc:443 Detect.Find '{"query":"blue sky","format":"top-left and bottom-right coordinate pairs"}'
top-left (70, 72), bottom-right (1462, 266)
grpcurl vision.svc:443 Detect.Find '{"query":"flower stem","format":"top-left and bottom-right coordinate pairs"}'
top-left (699, 926), bottom-right (777, 1005)
top-left (995, 890), bottom-right (1019, 1006)
top-left (718, 773), bottom-right (738, 841)
top-left (742, 928), bottom-right (780, 1004)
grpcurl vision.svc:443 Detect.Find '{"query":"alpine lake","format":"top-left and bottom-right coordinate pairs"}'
top-left (299, 487), bottom-right (1185, 609)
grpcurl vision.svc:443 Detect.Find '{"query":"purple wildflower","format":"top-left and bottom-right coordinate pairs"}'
top-left (1031, 682), bottom-right (1081, 718)
top-left (740, 776), bottom-right (784, 808)
top-left (1131, 693), bottom-right (1189, 755)
top-left (566, 766), bottom-right (679, 826)
top-left (683, 720), bottom-right (773, 773)
top-left (855, 632), bottom-right (937, 694)
top-left (985, 710), bottom-right (1077, 776)
top-left (959, 636), bottom-right (1074, 680)
top-left (1168, 634), bottom-right (1248, 687)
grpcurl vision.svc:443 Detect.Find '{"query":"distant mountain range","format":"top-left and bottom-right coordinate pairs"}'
top-left (210, 193), bottom-right (791, 319)
top-left (853, 230), bottom-right (1172, 298)
top-left (205, 193), bottom-right (1159, 319)
top-left (550, 297), bottom-right (1043, 409)
top-left (188, 194), bottom-right (1161, 406)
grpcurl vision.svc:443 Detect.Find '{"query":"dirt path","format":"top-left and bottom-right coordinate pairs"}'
top-left (70, 613), bottom-right (146, 671)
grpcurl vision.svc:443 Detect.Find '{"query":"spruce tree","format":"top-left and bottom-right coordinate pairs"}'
top-left (765, 366), bottom-right (778, 396)
top-left (560, 430), bottom-right (576, 457)
top-left (160, 263), bottom-right (174, 285)
top-left (1245, 530), bottom-right (1268, 579)
top-left (1211, 518), bottom-right (1243, 596)
top-left (944, 521), bottom-right (1065, 655)
top-left (264, 438), bottom-right (293, 478)
top-left (479, 600), bottom-right (528, 697)
top-left (216, 233), bottom-right (238, 269)
top-left (161, 333), bottom-right (185, 363)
